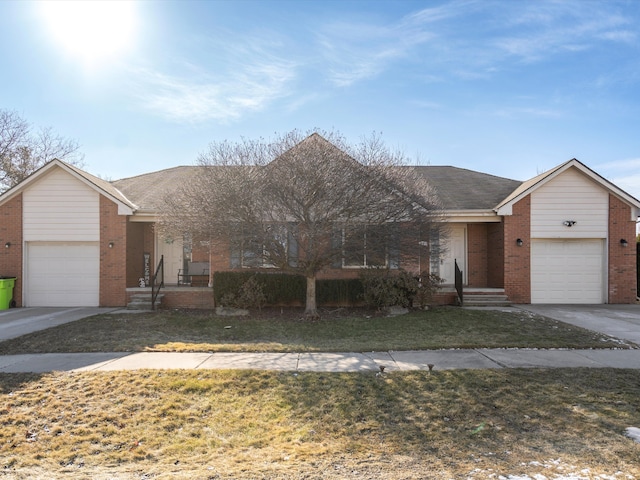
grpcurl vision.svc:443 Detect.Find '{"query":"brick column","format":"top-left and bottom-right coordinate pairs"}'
top-left (467, 223), bottom-right (488, 287)
top-left (0, 194), bottom-right (23, 307)
top-left (503, 196), bottom-right (531, 303)
top-left (100, 196), bottom-right (127, 307)
top-left (608, 194), bottom-right (637, 303)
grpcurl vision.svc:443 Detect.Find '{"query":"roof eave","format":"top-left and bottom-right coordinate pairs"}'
top-left (0, 159), bottom-right (138, 215)
top-left (443, 209), bottom-right (502, 223)
top-left (495, 159), bottom-right (640, 218)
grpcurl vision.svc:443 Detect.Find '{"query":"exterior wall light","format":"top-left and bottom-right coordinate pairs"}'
top-left (108, 242), bottom-right (115, 248)
top-left (563, 220), bottom-right (576, 227)
top-left (620, 239), bottom-right (628, 247)
top-left (516, 238), bottom-right (523, 247)
top-left (4, 242), bottom-right (10, 248)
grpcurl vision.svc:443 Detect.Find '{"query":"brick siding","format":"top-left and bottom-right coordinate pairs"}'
top-left (467, 223), bottom-right (488, 287)
top-left (503, 196), bottom-right (531, 303)
top-left (100, 196), bottom-right (127, 307)
top-left (0, 194), bottom-right (23, 307)
top-left (126, 288), bottom-right (216, 310)
top-left (126, 221), bottom-right (155, 287)
top-left (608, 194), bottom-right (637, 303)
top-left (487, 222), bottom-right (504, 288)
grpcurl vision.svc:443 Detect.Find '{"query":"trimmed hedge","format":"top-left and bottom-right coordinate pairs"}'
top-left (317, 278), bottom-right (363, 305)
top-left (213, 271), bottom-right (363, 306)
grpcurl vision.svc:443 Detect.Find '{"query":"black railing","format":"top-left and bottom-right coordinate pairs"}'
top-left (151, 255), bottom-right (164, 310)
top-left (455, 259), bottom-right (463, 306)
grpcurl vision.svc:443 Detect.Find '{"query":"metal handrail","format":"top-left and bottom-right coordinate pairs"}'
top-left (454, 259), bottom-right (463, 306)
top-left (151, 255), bottom-right (164, 310)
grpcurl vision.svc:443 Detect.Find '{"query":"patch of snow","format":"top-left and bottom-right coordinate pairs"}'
top-left (625, 426), bottom-right (640, 443)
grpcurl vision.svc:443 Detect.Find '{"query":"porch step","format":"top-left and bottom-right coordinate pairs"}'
top-left (127, 293), bottom-right (164, 310)
top-left (462, 289), bottom-right (511, 307)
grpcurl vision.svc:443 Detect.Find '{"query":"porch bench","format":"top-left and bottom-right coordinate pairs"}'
top-left (177, 261), bottom-right (210, 286)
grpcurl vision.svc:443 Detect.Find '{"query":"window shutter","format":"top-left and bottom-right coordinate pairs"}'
top-left (389, 224), bottom-right (400, 269)
top-left (230, 226), bottom-right (241, 268)
top-left (331, 228), bottom-right (343, 268)
top-left (429, 228), bottom-right (440, 276)
top-left (288, 227), bottom-right (298, 268)
top-left (230, 242), bottom-right (241, 268)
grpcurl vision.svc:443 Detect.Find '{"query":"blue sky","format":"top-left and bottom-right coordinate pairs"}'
top-left (1, 0), bottom-right (639, 204)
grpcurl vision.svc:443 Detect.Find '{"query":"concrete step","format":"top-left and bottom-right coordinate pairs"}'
top-left (464, 298), bottom-right (511, 307)
top-left (462, 290), bottom-right (511, 307)
top-left (127, 293), bottom-right (164, 310)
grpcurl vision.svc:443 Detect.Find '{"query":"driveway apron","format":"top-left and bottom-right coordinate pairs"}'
top-left (0, 307), bottom-right (117, 341)
top-left (516, 304), bottom-right (640, 345)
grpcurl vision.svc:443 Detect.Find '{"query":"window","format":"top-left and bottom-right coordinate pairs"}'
top-left (230, 224), bottom-right (297, 268)
top-left (342, 225), bottom-right (388, 268)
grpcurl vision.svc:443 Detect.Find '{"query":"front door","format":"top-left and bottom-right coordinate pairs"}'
top-left (436, 224), bottom-right (466, 284)
top-left (157, 235), bottom-right (183, 285)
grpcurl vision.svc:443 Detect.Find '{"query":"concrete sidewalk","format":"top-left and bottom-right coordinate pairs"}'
top-left (2, 348), bottom-right (640, 373)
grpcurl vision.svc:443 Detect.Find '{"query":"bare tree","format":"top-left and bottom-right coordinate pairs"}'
top-left (161, 130), bottom-right (444, 318)
top-left (0, 110), bottom-right (84, 192)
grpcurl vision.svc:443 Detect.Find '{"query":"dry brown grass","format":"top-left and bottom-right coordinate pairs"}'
top-left (0, 307), bottom-right (630, 355)
top-left (1, 368), bottom-right (639, 479)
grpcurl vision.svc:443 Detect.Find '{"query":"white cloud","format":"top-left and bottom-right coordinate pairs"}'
top-left (491, 1), bottom-right (635, 63)
top-left (129, 1), bottom-right (640, 120)
top-left (132, 62), bottom-right (295, 123)
top-left (129, 30), bottom-right (298, 123)
top-left (492, 107), bottom-right (563, 119)
top-left (315, 0), bottom-right (638, 88)
top-left (316, 6), bottom-right (445, 87)
top-left (595, 157), bottom-right (640, 171)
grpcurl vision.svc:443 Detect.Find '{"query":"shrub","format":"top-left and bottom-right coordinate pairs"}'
top-left (413, 272), bottom-right (442, 309)
top-left (360, 269), bottom-right (441, 309)
top-left (214, 272), bottom-right (305, 305)
top-left (219, 275), bottom-right (266, 310)
top-left (213, 271), bottom-right (364, 307)
top-left (317, 278), bottom-right (364, 306)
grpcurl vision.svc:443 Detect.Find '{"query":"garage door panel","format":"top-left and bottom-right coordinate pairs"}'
top-left (531, 239), bottom-right (604, 304)
top-left (27, 242), bottom-right (99, 307)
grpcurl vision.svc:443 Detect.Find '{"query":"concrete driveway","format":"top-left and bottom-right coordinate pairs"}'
top-left (0, 307), bottom-right (118, 341)
top-left (517, 304), bottom-right (640, 346)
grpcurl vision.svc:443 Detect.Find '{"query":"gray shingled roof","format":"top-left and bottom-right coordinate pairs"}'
top-left (111, 164), bottom-right (522, 213)
top-left (111, 166), bottom-right (207, 211)
top-left (412, 166), bottom-right (522, 210)
top-left (63, 161), bottom-right (138, 210)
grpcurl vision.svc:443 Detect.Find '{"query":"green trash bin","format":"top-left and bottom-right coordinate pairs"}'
top-left (0, 277), bottom-right (16, 310)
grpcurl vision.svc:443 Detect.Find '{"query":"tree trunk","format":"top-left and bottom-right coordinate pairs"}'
top-left (304, 275), bottom-right (319, 319)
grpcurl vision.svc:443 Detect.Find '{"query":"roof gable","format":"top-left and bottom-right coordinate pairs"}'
top-left (495, 159), bottom-right (640, 219)
top-left (0, 159), bottom-right (136, 215)
top-left (267, 132), bottom-right (359, 169)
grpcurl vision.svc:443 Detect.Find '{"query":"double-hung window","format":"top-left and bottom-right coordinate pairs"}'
top-left (342, 225), bottom-right (388, 268)
top-left (230, 224), bottom-right (297, 268)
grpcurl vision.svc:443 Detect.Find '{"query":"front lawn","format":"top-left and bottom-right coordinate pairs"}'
top-left (0, 307), bottom-right (631, 354)
top-left (1, 368), bottom-right (639, 479)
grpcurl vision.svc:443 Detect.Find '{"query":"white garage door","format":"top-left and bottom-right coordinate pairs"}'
top-left (531, 239), bottom-right (604, 304)
top-left (26, 242), bottom-right (99, 307)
